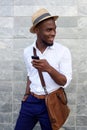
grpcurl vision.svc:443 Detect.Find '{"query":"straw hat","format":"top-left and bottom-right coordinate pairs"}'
top-left (30, 8), bottom-right (59, 33)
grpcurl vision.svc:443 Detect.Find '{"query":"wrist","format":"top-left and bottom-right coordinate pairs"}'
top-left (48, 66), bottom-right (53, 74)
top-left (24, 93), bottom-right (30, 96)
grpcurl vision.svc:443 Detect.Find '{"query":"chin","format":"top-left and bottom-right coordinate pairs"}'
top-left (45, 42), bottom-right (53, 46)
top-left (42, 40), bottom-right (53, 46)
top-left (48, 43), bottom-right (53, 46)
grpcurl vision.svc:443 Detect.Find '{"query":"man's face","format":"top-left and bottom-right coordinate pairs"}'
top-left (36, 18), bottom-right (56, 46)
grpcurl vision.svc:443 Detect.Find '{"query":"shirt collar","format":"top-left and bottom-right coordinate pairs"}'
top-left (32, 42), bottom-right (37, 48)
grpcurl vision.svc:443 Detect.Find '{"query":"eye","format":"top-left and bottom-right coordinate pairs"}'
top-left (47, 28), bottom-right (52, 32)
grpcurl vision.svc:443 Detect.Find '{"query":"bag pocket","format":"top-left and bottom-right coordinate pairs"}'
top-left (56, 88), bottom-right (67, 105)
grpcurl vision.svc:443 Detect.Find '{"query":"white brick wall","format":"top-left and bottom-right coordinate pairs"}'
top-left (0, 0), bottom-right (87, 130)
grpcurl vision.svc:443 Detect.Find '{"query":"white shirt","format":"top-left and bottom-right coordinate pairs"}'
top-left (24, 42), bottom-right (72, 95)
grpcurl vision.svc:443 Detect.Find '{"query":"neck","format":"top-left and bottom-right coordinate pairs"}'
top-left (36, 40), bottom-right (47, 53)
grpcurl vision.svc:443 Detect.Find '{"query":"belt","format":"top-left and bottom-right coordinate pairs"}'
top-left (30, 92), bottom-right (46, 99)
top-left (30, 88), bottom-right (62, 99)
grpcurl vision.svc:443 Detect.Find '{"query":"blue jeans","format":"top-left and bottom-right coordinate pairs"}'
top-left (14, 94), bottom-right (52, 130)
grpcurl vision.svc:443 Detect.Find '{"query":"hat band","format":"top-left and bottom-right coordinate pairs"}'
top-left (33, 13), bottom-right (51, 25)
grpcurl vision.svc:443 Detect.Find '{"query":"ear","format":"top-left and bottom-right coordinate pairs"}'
top-left (34, 27), bottom-right (39, 34)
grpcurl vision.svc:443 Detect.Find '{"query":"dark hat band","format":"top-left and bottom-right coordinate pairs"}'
top-left (33, 13), bottom-right (51, 25)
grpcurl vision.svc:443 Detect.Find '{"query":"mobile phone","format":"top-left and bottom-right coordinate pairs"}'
top-left (31, 56), bottom-right (39, 60)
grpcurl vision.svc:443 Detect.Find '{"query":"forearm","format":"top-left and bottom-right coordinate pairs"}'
top-left (22, 76), bottom-right (31, 101)
top-left (24, 76), bottom-right (31, 94)
top-left (48, 66), bottom-right (67, 86)
top-left (32, 59), bottom-right (67, 86)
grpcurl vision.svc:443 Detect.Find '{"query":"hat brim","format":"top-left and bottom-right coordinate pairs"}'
top-left (30, 15), bottom-right (58, 33)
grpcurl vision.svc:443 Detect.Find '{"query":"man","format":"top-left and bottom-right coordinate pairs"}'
top-left (14, 8), bottom-right (72, 130)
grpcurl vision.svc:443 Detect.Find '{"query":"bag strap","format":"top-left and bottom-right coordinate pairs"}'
top-left (33, 47), bottom-right (48, 95)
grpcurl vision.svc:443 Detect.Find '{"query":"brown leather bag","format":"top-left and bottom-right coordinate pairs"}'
top-left (33, 47), bottom-right (70, 130)
top-left (45, 87), bottom-right (70, 130)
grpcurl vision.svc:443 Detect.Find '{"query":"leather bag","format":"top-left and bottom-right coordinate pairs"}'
top-left (33, 47), bottom-right (70, 130)
top-left (45, 87), bottom-right (70, 130)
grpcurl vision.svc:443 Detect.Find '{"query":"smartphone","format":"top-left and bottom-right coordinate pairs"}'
top-left (31, 56), bottom-right (39, 60)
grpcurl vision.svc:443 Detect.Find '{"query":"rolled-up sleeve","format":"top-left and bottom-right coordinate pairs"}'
top-left (59, 48), bottom-right (72, 88)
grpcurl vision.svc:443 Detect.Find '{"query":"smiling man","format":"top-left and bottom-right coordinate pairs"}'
top-left (14, 8), bottom-right (72, 130)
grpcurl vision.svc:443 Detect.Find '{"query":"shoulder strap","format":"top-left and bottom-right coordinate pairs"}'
top-left (33, 47), bottom-right (48, 95)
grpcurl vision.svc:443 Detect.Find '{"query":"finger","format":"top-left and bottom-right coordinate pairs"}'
top-left (22, 95), bottom-right (28, 101)
top-left (32, 59), bottom-right (40, 63)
